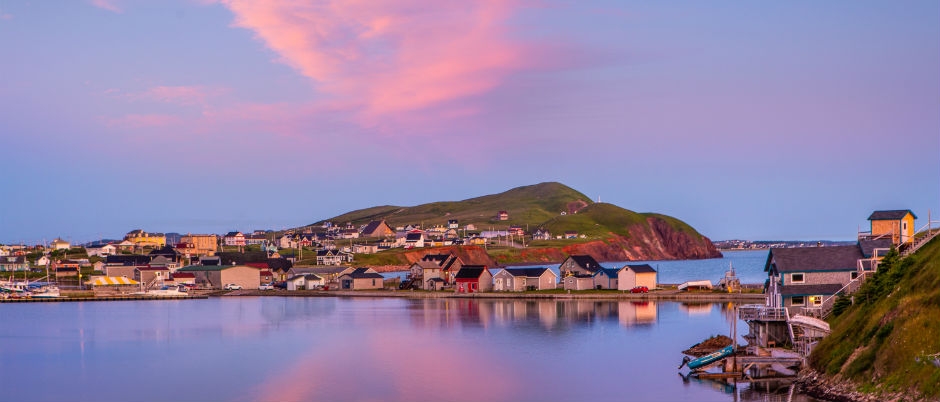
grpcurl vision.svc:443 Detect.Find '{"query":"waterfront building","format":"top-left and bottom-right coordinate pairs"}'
top-left (177, 264), bottom-right (261, 290)
top-left (338, 267), bottom-right (384, 290)
top-left (865, 209), bottom-right (917, 246)
top-left (559, 255), bottom-right (603, 277)
top-left (454, 266), bottom-right (492, 293)
top-left (493, 267), bottom-right (557, 291)
top-left (617, 264), bottom-right (658, 291)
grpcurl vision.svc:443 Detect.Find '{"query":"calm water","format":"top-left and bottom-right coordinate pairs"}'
top-left (0, 296), bottom-right (818, 402)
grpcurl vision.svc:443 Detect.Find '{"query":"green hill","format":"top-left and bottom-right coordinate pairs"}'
top-left (301, 182), bottom-right (721, 263)
top-left (809, 237), bottom-right (940, 398)
top-left (312, 182), bottom-right (594, 230)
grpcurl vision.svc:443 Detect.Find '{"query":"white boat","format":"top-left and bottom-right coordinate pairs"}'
top-left (678, 280), bottom-right (713, 291)
top-left (135, 285), bottom-right (188, 297)
top-left (30, 285), bottom-right (61, 298)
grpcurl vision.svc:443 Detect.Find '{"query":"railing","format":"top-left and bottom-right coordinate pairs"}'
top-left (739, 304), bottom-right (787, 321)
top-left (902, 220), bottom-right (940, 257)
top-left (817, 270), bottom-right (869, 319)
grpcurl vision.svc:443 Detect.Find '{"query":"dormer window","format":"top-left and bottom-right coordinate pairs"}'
top-left (791, 273), bottom-right (805, 283)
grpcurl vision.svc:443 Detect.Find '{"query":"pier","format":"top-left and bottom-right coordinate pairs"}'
top-left (0, 295), bottom-right (208, 303)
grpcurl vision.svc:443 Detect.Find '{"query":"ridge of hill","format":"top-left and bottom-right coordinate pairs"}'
top-left (804, 236), bottom-right (940, 400)
top-left (303, 182), bottom-right (721, 263)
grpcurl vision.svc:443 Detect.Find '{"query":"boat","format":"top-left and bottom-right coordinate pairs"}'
top-left (30, 284), bottom-right (62, 298)
top-left (679, 345), bottom-right (735, 371)
top-left (678, 280), bottom-right (713, 291)
top-left (134, 284), bottom-right (188, 297)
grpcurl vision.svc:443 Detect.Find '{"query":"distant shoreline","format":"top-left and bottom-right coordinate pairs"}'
top-left (224, 289), bottom-right (768, 302)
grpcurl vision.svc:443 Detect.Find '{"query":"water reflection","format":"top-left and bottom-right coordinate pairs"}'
top-left (0, 298), bottom-right (818, 402)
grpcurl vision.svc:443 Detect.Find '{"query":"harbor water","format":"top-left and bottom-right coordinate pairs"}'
top-left (0, 295), bottom-right (820, 402)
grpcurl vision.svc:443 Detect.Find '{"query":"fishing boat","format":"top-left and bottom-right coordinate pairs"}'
top-left (30, 283), bottom-right (61, 298)
top-left (679, 345), bottom-right (735, 371)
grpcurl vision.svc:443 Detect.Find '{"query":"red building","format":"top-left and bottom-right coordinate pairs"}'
top-left (454, 266), bottom-right (493, 293)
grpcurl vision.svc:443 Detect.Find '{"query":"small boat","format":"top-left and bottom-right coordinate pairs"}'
top-left (30, 285), bottom-right (61, 298)
top-left (679, 345), bottom-right (734, 371)
top-left (135, 285), bottom-right (188, 297)
top-left (678, 280), bottom-right (713, 291)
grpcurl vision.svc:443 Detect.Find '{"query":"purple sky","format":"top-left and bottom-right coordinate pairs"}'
top-left (1, 1), bottom-right (938, 245)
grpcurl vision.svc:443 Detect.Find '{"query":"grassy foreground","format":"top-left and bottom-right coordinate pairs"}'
top-left (809, 237), bottom-right (940, 398)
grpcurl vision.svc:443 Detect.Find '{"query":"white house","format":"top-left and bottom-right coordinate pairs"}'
top-left (86, 244), bottom-right (117, 258)
top-left (617, 264), bottom-right (658, 291)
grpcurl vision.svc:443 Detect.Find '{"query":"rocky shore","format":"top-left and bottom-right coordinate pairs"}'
top-left (795, 369), bottom-right (911, 402)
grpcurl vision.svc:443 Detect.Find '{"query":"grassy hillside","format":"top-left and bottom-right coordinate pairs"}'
top-left (311, 182), bottom-right (593, 230)
top-left (809, 237), bottom-right (940, 398)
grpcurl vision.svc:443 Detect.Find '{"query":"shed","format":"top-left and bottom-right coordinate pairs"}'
top-left (176, 265), bottom-right (261, 290)
top-left (454, 265), bottom-right (492, 293)
top-left (338, 268), bottom-right (384, 290)
top-left (617, 264), bottom-right (657, 291)
top-left (287, 273), bottom-right (323, 290)
top-left (593, 268), bottom-right (620, 290)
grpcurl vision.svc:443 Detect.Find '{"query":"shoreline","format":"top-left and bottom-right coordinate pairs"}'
top-left (225, 289), bottom-right (768, 302)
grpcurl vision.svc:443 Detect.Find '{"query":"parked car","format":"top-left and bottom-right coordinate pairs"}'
top-left (630, 286), bottom-right (649, 293)
top-left (259, 283), bottom-right (274, 291)
top-left (223, 283), bottom-right (243, 290)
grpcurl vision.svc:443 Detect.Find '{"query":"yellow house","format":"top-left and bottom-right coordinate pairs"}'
top-left (868, 210), bottom-right (916, 245)
top-left (124, 229), bottom-right (167, 248)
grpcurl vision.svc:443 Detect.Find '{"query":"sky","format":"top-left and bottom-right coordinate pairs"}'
top-left (1, 0), bottom-right (938, 245)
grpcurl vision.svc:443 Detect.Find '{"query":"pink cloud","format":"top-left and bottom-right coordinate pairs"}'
top-left (90, 0), bottom-right (122, 13)
top-left (0, 12), bottom-right (12, 21)
top-left (216, 0), bottom-right (532, 121)
top-left (105, 113), bottom-right (182, 129)
top-left (141, 85), bottom-right (217, 106)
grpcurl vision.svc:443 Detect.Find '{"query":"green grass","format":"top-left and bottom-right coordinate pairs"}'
top-left (810, 237), bottom-right (940, 398)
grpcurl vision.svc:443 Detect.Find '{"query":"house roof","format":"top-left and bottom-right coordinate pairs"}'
top-left (868, 210), bottom-right (917, 220)
top-left (290, 266), bottom-right (350, 275)
top-left (414, 261), bottom-right (442, 269)
top-left (171, 272), bottom-right (195, 278)
top-left (503, 267), bottom-right (552, 278)
top-left (405, 233), bottom-right (423, 241)
top-left (342, 267), bottom-right (384, 279)
top-left (361, 220), bottom-right (391, 235)
top-left (780, 284), bottom-right (844, 296)
top-left (427, 277), bottom-right (445, 283)
top-left (288, 273), bottom-right (323, 281)
top-left (594, 268), bottom-right (620, 278)
top-left (224, 231), bottom-right (243, 237)
top-left (136, 267), bottom-right (169, 271)
top-left (106, 254), bottom-right (153, 266)
top-left (455, 266), bottom-right (489, 279)
top-left (858, 238), bottom-right (893, 258)
top-left (564, 255), bottom-right (602, 272)
top-left (178, 265), bottom-right (253, 272)
top-left (624, 264), bottom-right (657, 274)
top-left (766, 246), bottom-right (862, 273)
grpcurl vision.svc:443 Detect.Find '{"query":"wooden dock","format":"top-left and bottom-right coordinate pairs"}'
top-left (0, 295), bottom-right (208, 303)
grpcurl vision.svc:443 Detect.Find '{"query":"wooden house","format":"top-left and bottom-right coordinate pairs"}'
top-left (867, 209), bottom-right (917, 246)
top-left (338, 267), bottom-right (384, 290)
top-left (223, 231), bottom-right (246, 246)
top-left (559, 255), bottom-right (603, 277)
top-left (493, 267), bottom-right (557, 291)
top-left (287, 273), bottom-right (323, 290)
top-left (765, 245), bottom-right (864, 314)
top-left (617, 264), bottom-right (658, 291)
top-left (562, 274), bottom-right (594, 290)
top-left (593, 268), bottom-right (620, 290)
top-left (454, 266), bottom-right (492, 293)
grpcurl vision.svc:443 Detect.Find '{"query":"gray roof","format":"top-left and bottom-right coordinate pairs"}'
top-left (868, 210), bottom-right (916, 220)
top-left (342, 267), bottom-right (384, 279)
top-left (858, 239), bottom-right (893, 258)
top-left (780, 284), bottom-right (844, 296)
top-left (564, 255), bottom-right (602, 273)
top-left (624, 264), bottom-right (656, 273)
top-left (766, 246), bottom-right (862, 273)
top-left (290, 266), bottom-right (349, 275)
top-left (503, 267), bottom-right (552, 278)
top-left (594, 268), bottom-right (620, 278)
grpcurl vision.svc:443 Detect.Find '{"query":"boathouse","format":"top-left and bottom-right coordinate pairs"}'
top-left (617, 264), bottom-right (657, 291)
top-left (338, 268), bottom-right (384, 290)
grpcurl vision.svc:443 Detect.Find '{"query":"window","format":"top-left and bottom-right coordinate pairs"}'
top-left (791, 273), bottom-right (805, 283)
top-left (791, 296), bottom-right (805, 306)
top-left (851, 272), bottom-right (859, 280)
top-left (810, 296), bottom-right (822, 306)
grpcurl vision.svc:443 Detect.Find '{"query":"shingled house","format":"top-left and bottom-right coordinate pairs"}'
top-left (360, 220), bottom-right (395, 238)
top-left (765, 245), bottom-right (864, 314)
top-left (559, 255), bottom-right (604, 277)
